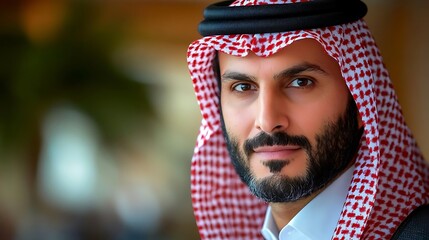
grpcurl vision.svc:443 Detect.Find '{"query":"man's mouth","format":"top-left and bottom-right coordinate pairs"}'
top-left (252, 145), bottom-right (301, 160)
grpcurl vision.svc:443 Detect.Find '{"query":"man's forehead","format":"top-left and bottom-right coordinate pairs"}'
top-left (217, 38), bottom-right (338, 72)
top-left (218, 38), bottom-right (326, 59)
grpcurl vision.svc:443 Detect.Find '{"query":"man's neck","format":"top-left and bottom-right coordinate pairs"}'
top-left (269, 188), bottom-right (323, 230)
top-left (269, 163), bottom-right (355, 230)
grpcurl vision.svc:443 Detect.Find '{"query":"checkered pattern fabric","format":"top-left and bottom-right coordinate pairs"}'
top-left (186, 0), bottom-right (429, 239)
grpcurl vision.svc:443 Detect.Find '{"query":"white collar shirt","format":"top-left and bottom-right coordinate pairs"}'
top-left (261, 166), bottom-right (354, 240)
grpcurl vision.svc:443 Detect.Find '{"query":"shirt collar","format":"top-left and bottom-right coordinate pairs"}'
top-left (262, 205), bottom-right (279, 240)
top-left (262, 166), bottom-right (354, 240)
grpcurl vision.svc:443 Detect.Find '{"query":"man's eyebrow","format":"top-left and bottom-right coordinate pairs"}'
top-left (220, 62), bottom-right (327, 83)
top-left (221, 71), bottom-right (256, 82)
top-left (274, 62), bottom-right (328, 80)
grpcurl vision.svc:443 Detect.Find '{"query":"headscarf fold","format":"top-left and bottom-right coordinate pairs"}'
top-left (187, 0), bottom-right (429, 239)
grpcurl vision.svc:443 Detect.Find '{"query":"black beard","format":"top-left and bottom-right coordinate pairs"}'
top-left (220, 98), bottom-right (363, 203)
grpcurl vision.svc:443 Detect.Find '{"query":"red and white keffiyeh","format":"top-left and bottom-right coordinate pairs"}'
top-left (186, 0), bottom-right (429, 239)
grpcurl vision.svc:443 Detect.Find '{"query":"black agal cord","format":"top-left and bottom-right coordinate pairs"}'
top-left (198, 0), bottom-right (367, 36)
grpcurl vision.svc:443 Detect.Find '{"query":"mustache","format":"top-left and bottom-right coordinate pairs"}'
top-left (243, 131), bottom-right (311, 157)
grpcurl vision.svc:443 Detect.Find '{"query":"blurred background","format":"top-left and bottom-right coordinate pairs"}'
top-left (0, 0), bottom-right (427, 239)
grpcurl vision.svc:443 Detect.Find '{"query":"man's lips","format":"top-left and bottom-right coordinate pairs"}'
top-left (252, 145), bottom-right (301, 160)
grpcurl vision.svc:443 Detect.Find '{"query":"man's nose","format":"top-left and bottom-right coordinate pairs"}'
top-left (255, 89), bottom-right (289, 133)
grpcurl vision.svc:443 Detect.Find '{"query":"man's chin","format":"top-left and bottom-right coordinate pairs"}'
top-left (248, 174), bottom-right (314, 203)
top-left (252, 172), bottom-right (285, 181)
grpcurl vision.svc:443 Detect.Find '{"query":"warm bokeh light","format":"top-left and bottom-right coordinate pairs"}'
top-left (0, 0), bottom-right (427, 239)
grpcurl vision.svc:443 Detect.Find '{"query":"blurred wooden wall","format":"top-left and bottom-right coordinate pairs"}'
top-left (365, 1), bottom-right (429, 159)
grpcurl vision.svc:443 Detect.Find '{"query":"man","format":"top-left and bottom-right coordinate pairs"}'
top-left (186, 0), bottom-right (429, 239)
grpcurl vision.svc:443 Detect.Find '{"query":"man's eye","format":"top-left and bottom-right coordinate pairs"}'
top-left (232, 83), bottom-right (256, 92)
top-left (288, 78), bottom-right (314, 88)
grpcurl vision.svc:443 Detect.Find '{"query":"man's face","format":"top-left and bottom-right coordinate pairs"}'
top-left (219, 39), bottom-right (363, 202)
